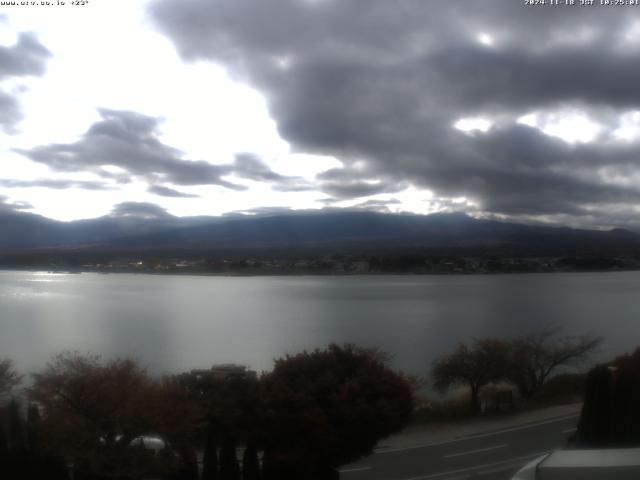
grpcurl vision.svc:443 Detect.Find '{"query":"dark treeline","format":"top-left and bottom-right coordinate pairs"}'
top-left (2, 235), bottom-right (640, 274)
top-left (0, 344), bottom-right (414, 480)
top-left (3, 250), bottom-right (640, 276)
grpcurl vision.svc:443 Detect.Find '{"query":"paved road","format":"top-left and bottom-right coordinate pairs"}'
top-left (339, 413), bottom-right (579, 480)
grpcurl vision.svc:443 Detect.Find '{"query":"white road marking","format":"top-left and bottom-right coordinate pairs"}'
top-left (443, 443), bottom-right (508, 459)
top-left (401, 451), bottom-right (550, 480)
top-left (338, 466), bottom-right (372, 473)
top-left (562, 427), bottom-right (577, 434)
top-left (478, 460), bottom-right (539, 476)
top-left (376, 413), bottom-right (579, 454)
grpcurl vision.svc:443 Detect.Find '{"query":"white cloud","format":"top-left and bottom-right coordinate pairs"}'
top-left (454, 117), bottom-right (492, 133)
top-left (517, 110), bottom-right (603, 144)
top-left (613, 111), bottom-right (640, 142)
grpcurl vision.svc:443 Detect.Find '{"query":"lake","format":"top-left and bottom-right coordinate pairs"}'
top-left (1, 270), bottom-right (639, 381)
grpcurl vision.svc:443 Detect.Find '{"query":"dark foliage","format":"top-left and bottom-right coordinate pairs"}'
top-left (0, 345), bottom-right (414, 479)
top-left (29, 352), bottom-right (160, 479)
top-left (0, 358), bottom-right (22, 397)
top-left (261, 343), bottom-right (414, 476)
top-left (577, 347), bottom-right (640, 447)
top-left (202, 425), bottom-right (219, 480)
top-left (219, 432), bottom-right (240, 480)
top-left (242, 443), bottom-right (260, 480)
top-left (534, 373), bottom-right (587, 404)
top-left (175, 367), bottom-right (263, 445)
top-left (0, 401), bottom-right (70, 480)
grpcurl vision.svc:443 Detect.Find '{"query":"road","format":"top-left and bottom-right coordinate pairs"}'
top-left (339, 413), bottom-right (579, 480)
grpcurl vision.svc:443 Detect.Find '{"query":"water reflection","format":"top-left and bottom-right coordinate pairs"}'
top-left (0, 270), bottom-right (638, 380)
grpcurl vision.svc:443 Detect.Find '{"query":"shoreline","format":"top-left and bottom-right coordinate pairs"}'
top-left (2, 266), bottom-right (639, 277)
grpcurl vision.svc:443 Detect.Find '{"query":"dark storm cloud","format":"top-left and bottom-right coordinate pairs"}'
top-left (110, 202), bottom-right (173, 219)
top-left (320, 179), bottom-right (409, 200)
top-left (16, 109), bottom-right (245, 190)
top-left (0, 178), bottom-right (112, 190)
top-left (316, 166), bottom-right (408, 198)
top-left (150, 0), bottom-right (640, 227)
top-left (0, 32), bottom-right (51, 132)
top-left (148, 185), bottom-right (200, 198)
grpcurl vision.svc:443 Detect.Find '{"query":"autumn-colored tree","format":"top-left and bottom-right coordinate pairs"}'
top-left (507, 329), bottom-right (602, 399)
top-left (29, 352), bottom-right (155, 479)
top-left (260, 344), bottom-right (414, 479)
top-left (432, 339), bottom-right (510, 415)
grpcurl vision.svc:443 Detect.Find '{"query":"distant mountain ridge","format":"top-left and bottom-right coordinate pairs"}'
top-left (0, 209), bottom-right (638, 257)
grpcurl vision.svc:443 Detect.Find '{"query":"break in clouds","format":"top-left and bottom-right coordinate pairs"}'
top-left (148, 0), bottom-right (640, 229)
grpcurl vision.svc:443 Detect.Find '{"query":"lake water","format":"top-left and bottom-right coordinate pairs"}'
top-left (1, 270), bottom-right (639, 381)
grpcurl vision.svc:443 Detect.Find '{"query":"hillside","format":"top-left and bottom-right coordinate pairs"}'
top-left (0, 210), bottom-right (638, 260)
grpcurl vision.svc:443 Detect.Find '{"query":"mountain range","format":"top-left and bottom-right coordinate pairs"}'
top-left (1, 208), bottom-right (639, 259)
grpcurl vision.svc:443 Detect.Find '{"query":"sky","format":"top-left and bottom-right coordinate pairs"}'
top-left (1, 0), bottom-right (640, 230)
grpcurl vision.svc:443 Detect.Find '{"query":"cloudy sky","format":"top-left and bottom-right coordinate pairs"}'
top-left (2, 0), bottom-right (640, 229)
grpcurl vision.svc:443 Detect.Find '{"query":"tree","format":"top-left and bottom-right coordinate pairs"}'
top-left (242, 443), bottom-right (260, 480)
top-left (260, 344), bottom-right (414, 479)
top-left (7, 399), bottom-right (26, 455)
top-left (219, 432), bottom-right (240, 480)
top-left (29, 352), bottom-right (155, 478)
top-left (609, 346), bottom-right (640, 445)
top-left (0, 400), bottom-right (70, 480)
top-left (507, 328), bottom-right (602, 399)
top-left (432, 339), bottom-right (511, 415)
top-left (0, 358), bottom-right (22, 398)
top-left (202, 425), bottom-right (219, 480)
top-left (576, 347), bottom-right (640, 446)
top-left (175, 366), bottom-right (263, 444)
top-left (147, 375), bottom-right (203, 477)
top-left (175, 365), bottom-right (264, 479)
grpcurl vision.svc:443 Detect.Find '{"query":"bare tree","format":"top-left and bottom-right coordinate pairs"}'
top-left (29, 352), bottom-right (155, 477)
top-left (432, 339), bottom-right (510, 415)
top-left (507, 328), bottom-right (602, 399)
top-left (0, 358), bottom-right (22, 398)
